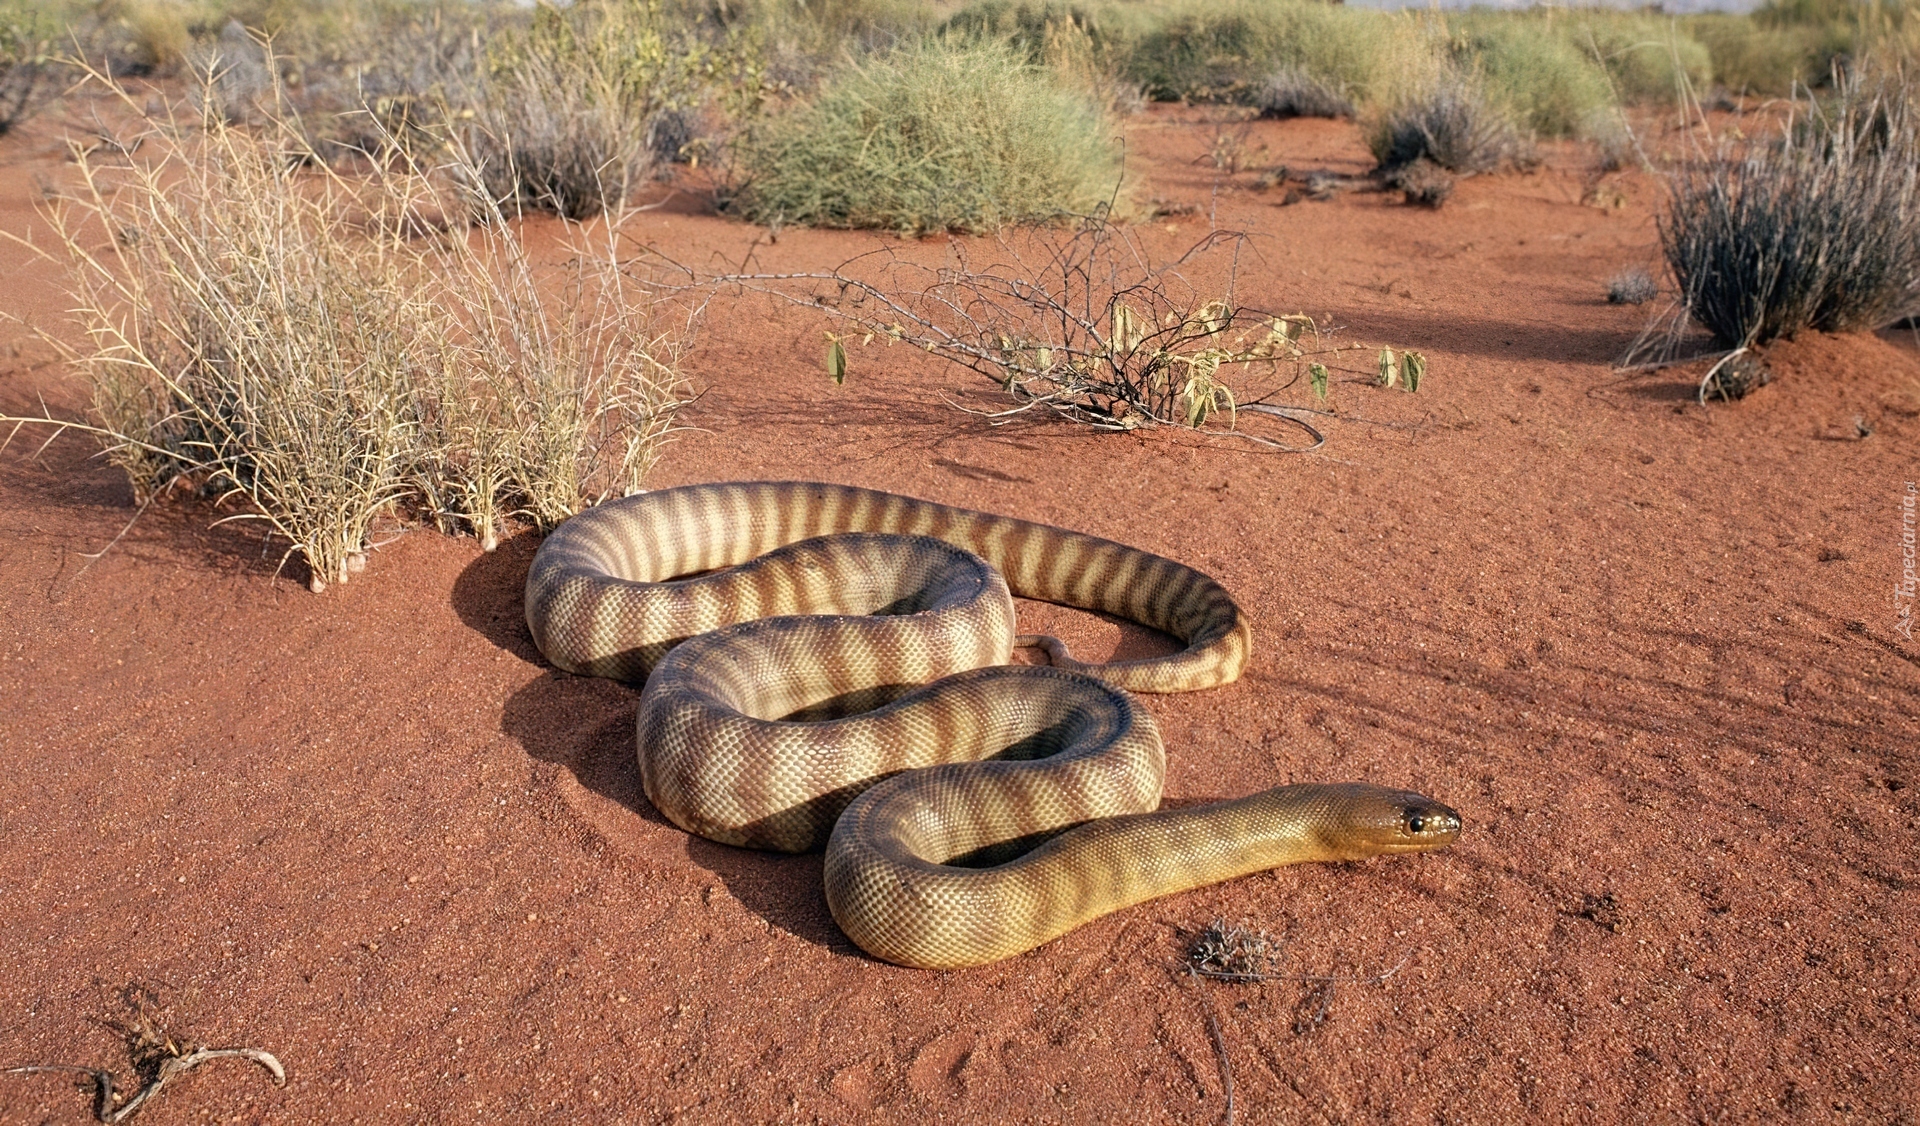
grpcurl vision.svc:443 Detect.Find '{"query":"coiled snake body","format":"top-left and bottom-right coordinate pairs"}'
top-left (526, 481), bottom-right (1459, 969)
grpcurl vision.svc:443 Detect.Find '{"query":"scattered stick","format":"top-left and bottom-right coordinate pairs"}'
top-left (1695, 346), bottom-right (1749, 407)
top-left (5, 1048), bottom-right (286, 1124)
top-left (1186, 949), bottom-right (1412, 987)
top-left (1174, 919), bottom-right (1421, 1121)
top-left (4, 986), bottom-right (287, 1123)
top-left (1180, 965), bottom-right (1236, 1126)
top-left (1232, 404), bottom-right (1325, 452)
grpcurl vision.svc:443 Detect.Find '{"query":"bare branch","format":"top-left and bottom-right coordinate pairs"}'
top-left (638, 215), bottom-right (1360, 448)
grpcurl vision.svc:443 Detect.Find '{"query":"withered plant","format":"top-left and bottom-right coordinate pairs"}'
top-left (660, 215), bottom-right (1387, 449)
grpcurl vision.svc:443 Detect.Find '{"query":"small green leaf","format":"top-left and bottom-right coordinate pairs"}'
top-left (1378, 347), bottom-right (1398, 388)
top-left (1309, 362), bottom-right (1329, 401)
top-left (1404, 351), bottom-right (1426, 392)
top-left (826, 340), bottom-right (846, 385)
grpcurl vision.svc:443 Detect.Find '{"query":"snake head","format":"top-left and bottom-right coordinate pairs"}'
top-left (1314, 783), bottom-right (1462, 859)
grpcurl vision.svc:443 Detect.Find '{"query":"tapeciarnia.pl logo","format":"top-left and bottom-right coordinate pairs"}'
top-left (1898, 481), bottom-right (1916, 641)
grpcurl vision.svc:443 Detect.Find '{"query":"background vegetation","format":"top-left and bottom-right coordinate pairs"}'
top-left (8, 0), bottom-right (1915, 219)
top-left (6, 0), bottom-right (1919, 539)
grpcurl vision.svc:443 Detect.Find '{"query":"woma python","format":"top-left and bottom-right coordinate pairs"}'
top-left (524, 481), bottom-right (1460, 969)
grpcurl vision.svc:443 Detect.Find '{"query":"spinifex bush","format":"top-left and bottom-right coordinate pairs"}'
top-left (26, 75), bottom-right (687, 589)
top-left (1369, 70), bottom-right (1531, 176)
top-left (727, 37), bottom-right (1125, 234)
top-left (1659, 70), bottom-right (1920, 347)
top-left (470, 0), bottom-right (715, 218)
top-left (1256, 66), bottom-right (1354, 119)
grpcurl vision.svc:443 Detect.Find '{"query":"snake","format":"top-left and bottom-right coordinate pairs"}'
top-left (524, 481), bottom-right (1461, 969)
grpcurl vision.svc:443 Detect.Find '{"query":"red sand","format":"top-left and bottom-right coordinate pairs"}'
top-left (2, 101), bottom-right (1916, 1123)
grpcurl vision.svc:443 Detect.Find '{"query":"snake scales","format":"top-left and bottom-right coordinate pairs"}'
top-left (525, 481), bottom-right (1460, 969)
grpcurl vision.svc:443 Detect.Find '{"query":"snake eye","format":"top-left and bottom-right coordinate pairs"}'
top-left (1406, 813), bottom-right (1426, 835)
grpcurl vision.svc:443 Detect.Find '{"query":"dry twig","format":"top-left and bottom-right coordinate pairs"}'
top-left (3, 987), bottom-right (286, 1123)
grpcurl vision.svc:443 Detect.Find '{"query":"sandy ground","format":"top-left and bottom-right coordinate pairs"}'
top-left (1, 99), bottom-right (1916, 1124)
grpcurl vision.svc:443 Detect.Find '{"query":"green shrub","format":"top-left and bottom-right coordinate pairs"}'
top-left (75, 0), bottom-right (195, 75)
top-left (729, 38), bottom-right (1125, 234)
top-left (1685, 0), bottom-right (1920, 95)
top-left (1571, 12), bottom-right (1714, 103)
top-left (1684, 13), bottom-right (1837, 94)
top-left (941, 0), bottom-right (1110, 56)
top-left (0, 0), bottom-right (59, 134)
top-left (1112, 0), bottom-right (1416, 106)
top-left (1447, 16), bottom-right (1614, 138)
top-left (1111, 1), bottom-right (1281, 102)
top-left (941, 2), bottom-right (1140, 114)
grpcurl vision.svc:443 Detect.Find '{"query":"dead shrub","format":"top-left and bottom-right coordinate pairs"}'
top-left (666, 215), bottom-right (1404, 449)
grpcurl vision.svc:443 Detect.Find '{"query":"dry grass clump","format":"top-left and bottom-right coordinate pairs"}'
top-left (1186, 919), bottom-right (1280, 981)
top-left (728, 38), bottom-right (1125, 234)
top-left (19, 73), bottom-right (687, 590)
top-left (1658, 68), bottom-right (1920, 348)
top-left (466, 1), bottom-right (704, 219)
top-left (1255, 66), bottom-right (1353, 120)
top-left (1369, 70), bottom-right (1531, 176)
top-left (197, 6), bottom-right (491, 160)
top-left (1608, 269), bottom-right (1660, 306)
top-left (179, 1), bottom-right (722, 217)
